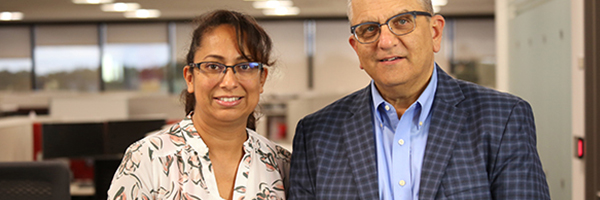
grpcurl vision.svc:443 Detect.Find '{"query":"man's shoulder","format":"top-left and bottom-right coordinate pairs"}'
top-left (302, 88), bottom-right (367, 122)
top-left (450, 79), bottom-right (529, 110)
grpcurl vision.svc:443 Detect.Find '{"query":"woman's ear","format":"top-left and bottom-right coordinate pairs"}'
top-left (183, 65), bottom-right (195, 93)
top-left (259, 68), bottom-right (268, 94)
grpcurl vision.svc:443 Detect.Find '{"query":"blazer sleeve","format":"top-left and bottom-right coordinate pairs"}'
top-left (490, 100), bottom-right (550, 199)
top-left (288, 119), bottom-right (316, 199)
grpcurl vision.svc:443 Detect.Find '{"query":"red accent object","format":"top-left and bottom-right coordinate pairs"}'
top-left (70, 159), bottom-right (95, 180)
top-left (33, 122), bottom-right (43, 161)
top-left (577, 138), bottom-right (584, 158)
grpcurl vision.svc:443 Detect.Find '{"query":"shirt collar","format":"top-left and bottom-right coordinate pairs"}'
top-left (177, 112), bottom-right (254, 155)
top-left (370, 63), bottom-right (438, 125)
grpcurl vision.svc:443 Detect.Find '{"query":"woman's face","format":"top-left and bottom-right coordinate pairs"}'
top-left (184, 24), bottom-right (268, 126)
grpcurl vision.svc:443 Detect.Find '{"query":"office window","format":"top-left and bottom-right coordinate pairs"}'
top-left (35, 25), bottom-right (100, 92)
top-left (103, 23), bottom-right (169, 92)
top-left (444, 18), bottom-right (496, 88)
top-left (0, 26), bottom-right (31, 91)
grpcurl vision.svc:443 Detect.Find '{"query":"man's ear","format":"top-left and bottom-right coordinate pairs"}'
top-left (348, 35), bottom-right (363, 70)
top-left (349, 34), bottom-right (358, 52)
top-left (183, 65), bottom-right (194, 93)
top-left (431, 14), bottom-right (446, 53)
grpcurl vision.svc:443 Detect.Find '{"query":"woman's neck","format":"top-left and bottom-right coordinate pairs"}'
top-left (191, 113), bottom-right (248, 154)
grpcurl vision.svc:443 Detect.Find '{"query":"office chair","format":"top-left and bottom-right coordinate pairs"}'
top-left (0, 161), bottom-right (71, 200)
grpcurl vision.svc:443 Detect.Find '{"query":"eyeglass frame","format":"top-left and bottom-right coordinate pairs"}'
top-left (188, 61), bottom-right (265, 80)
top-left (350, 11), bottom-right (433, 44)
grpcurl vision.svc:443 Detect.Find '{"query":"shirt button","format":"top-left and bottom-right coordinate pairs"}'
top-left (380, 123), bottom-right (383, 128)
top-left (385, 105), bottom-right (390, 111)
top-left (399, 180), bottom-right (406, 186)
top-left (419, 121), bottom-right (423, 126)
top-left (398, 139), bottom-right (404, 145)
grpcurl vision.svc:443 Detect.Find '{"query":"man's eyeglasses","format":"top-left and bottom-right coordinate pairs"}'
top-left (350, 11), bottom-right (432, 44)
top-left (188, 62), bottom-right (264, 81)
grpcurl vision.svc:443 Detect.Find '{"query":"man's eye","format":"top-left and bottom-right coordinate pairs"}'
top-left (366, 26), bottom-right (377, 32)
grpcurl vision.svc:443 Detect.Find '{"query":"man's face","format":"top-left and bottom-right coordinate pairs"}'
top-left (348, 0), bottom-right (444, 92)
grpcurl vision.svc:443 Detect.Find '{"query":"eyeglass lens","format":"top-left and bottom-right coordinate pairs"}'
top-left (195, 62), bottom-right (262, 81)
top-left (354, 13), bottom-right (416, 43)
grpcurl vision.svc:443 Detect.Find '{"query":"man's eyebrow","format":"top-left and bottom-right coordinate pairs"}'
top-left (355, 9), bottom-right (411, 24)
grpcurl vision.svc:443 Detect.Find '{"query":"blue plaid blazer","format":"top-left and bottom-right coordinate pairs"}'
top-left (288, 66), bottom-right (550, 200)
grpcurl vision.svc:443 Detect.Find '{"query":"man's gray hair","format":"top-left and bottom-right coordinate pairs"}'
top-left (347, 0), bottom-right (433, 22)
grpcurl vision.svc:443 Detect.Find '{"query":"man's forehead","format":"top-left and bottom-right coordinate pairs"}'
top-left (350, 0), bottom-right (422, 23)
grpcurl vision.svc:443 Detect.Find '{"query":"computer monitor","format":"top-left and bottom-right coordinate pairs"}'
top-left (42, 122), bottom-right (105, 159)
top-left (104, 119), bottom-right (165, 155)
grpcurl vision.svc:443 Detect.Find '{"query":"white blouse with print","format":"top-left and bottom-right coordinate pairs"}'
top-left (107, 115), bottom-right (291, 200)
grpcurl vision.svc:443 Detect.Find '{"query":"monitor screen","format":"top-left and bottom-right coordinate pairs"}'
top-left (104, 119), bottom-right (165, 155)
top-left (42, 123), bottom-right (105, 159)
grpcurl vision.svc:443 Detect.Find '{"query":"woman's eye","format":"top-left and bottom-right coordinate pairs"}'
top-left (206, 64), bottom-right (221, 70)
top-left (238, 65), bottom-right (251, 70)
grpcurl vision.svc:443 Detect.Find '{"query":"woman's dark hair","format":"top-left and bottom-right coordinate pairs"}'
top-left (181, 10), bottom-right (274, 130)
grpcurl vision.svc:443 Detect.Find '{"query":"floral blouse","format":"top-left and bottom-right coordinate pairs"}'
top-left (107, 115), bottom-right (291, 200)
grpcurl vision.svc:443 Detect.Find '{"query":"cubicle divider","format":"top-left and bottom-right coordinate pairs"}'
top-left (36, 119), bottom-right (166, 198)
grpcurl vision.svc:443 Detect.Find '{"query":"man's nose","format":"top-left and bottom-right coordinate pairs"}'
top-left (377, 25), bottom-right (399, 49)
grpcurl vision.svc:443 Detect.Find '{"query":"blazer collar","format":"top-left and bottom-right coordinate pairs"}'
top-left (418, 66), bottom-right (467, 199)
top-left (343, 85), bottom-right (380, 200)
top-left (341, 66), bottom-right (466, 199)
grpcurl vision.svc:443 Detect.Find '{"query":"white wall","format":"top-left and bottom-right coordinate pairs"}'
top-left (260, 21), bottom-right (309, 96)
top-left (570, 0), bottom-right (585, 199)
top-left (0, 117), bottom-right (33, 161)
top-left (498, 0), bottom-right (581, 199)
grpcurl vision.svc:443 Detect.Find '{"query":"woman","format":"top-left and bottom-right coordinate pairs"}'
top-left (107, 10), bottom-right (290, 200)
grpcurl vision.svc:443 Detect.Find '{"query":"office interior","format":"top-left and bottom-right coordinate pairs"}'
top-left (0, 0), bottom-right (595, 199)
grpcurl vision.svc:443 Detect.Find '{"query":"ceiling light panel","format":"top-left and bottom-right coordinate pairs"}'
top-left (72, 0), bottom-right (113, 4)
top-left (432, 0), bottom-right (448, 6)
top-left (253, 0), bottom-right (293, 9)
top-left (262, 6), bottom-right (300, 16)
top-left (124, 9), bottom-right (161, 18)
top-left (101, 3), bottom-right (140, 12)
top-left (0, 12), bottom-right (24, 21)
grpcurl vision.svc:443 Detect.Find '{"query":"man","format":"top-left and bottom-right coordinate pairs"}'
top-left (288, 0), bottom-right (550, 199)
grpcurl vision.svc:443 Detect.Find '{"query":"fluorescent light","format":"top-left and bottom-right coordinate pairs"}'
top-left (432, 0), bottom-right (448, 6)
top-left (101, 3), bottom-right (140, 12)
top-left (262, 6), bottom-right (299, 16)
top-left (72, 0), bottom-right (113, 4)
top-left (124, 9), bottom-right (161, 18)
top-left (0, 12), bottom-right (23, 21)
top-left (433, 6), bottom-right (441, 13)
top-left (253, 0), bottom-right (293, 9)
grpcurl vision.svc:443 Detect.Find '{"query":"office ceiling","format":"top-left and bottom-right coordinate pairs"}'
top-left (1, 0), bottom-right (495, 22)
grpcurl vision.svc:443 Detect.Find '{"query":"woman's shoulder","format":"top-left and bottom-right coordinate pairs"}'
top-left (246, 129), bottom-right (291, 162)
top-left (126, 122), bottom-right (189, 158)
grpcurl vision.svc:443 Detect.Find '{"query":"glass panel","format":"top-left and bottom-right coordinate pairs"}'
top-left (104, 23), bottom-right (169, 92)
top-left (35, 25), bottom-right (100, 92)
top-left (35, 46), bottom-right (100, 91)
top-left (102, 43), bottom-right (169, 91)
top-left (174, 22), bottom-right (195, 94)
top-left (449, 18), bottom-right (496, 88)
top-left (0, 26), bottom-right (31, 91)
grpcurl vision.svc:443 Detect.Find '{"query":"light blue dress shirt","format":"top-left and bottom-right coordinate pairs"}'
top-left (371, 65), bottom-right (438, 200)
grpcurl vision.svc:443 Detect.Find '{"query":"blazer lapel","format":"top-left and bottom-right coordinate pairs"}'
top-left (419, 67), bottom-right (466, 199)
top-left (342, 86), bottom-right (379, 200)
